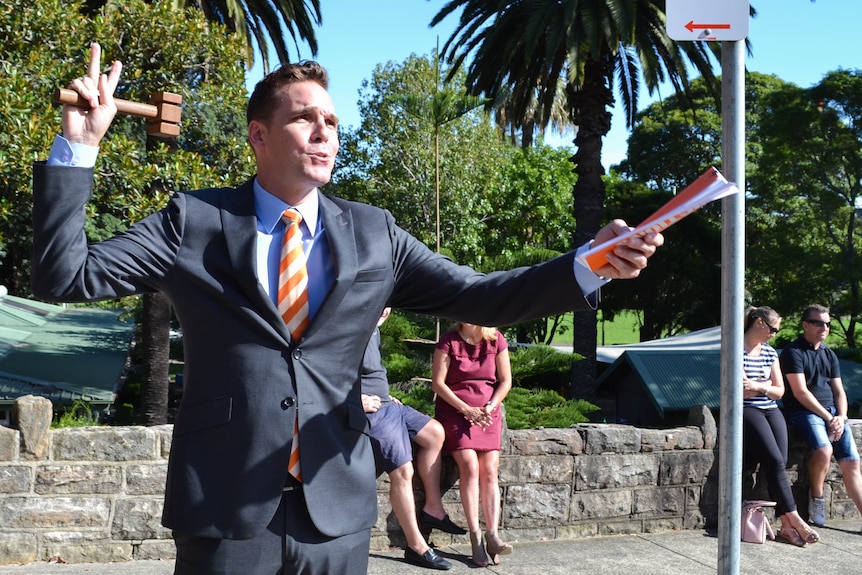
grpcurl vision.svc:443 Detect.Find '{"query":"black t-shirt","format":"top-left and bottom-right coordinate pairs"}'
top-left (779, 336), bottom-right (841, 413)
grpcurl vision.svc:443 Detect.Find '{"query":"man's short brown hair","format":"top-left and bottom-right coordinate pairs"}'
top-left (246, 61), bottom-right (330, 126)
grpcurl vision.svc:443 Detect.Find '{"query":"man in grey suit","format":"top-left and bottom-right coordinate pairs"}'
top-left (31, 43), bottom-right (663, 574)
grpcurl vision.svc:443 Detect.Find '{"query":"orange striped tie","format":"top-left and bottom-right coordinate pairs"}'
top-left (279, 208), bottom-right (308, 481)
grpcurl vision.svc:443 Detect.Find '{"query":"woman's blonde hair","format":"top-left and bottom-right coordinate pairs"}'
top-left (455, 322), bottom-right (497, 341)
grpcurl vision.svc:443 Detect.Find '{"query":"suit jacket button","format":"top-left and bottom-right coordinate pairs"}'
top-left (281, 397), bottom-right (295, 409)
top-left (292, 349), bottom-right (302, 360)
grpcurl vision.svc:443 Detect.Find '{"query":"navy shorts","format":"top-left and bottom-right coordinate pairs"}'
top-left (365, 402), bottom-right (432, 473)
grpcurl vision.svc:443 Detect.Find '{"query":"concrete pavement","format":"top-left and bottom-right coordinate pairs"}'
top-left (1, 519), bottom-right (860, 574)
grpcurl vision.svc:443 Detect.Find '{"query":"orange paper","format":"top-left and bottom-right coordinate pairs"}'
top-left (576, 167), bottom-right (740, 272)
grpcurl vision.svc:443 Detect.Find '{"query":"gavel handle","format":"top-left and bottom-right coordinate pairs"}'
top-left (53, 88), bottom-right (158, 119)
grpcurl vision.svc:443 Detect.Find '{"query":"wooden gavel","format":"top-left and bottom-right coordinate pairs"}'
top-left (53, 88), bottom-right (183, 138)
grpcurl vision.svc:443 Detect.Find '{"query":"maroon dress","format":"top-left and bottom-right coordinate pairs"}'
top-left (434, 330), bottom-right (508, 452)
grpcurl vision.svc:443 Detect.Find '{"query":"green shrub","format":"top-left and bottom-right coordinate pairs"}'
top-left (502, 387), bottom-right (598, 430)
top-left (389, 380), bottom-right (598, 430)
top-left (53, 400), bottom-right (99, 428)
top-left (383, 353), bottom-right (430, 385)
top-left (391, 381), bottom-right (435, 415)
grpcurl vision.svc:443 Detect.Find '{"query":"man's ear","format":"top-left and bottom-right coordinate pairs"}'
top-left (247, 120), bottom-right (266, 151)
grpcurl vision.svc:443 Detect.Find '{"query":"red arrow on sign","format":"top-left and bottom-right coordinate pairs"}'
top-left (685, 20), bottom-right (731, 33)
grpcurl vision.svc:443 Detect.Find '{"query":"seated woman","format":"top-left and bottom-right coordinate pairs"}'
top-left (742, 306), bottom-right (819, 546)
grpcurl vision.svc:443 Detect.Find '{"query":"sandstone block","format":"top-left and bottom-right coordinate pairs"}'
top-left (134, 539), bottom-right (177, 561)
top-left (35, 464), bottom-right (122, 494)
top-left (0, 532), bottom-right (37, 565)
top-left (152, 425), bottom-right (174, 458)
top-left (0, 497), bottom-right (110, 528)
top-left (576, 424), bottom-right (641, 454)
top-left (0, 425), bottom-right (19, 461)
top-left (507, 428), bottom-right (583, 456)
top-left (13, 395), bottom-right (52, 460)
top-left (574, 453), bottom-right (659, 489)
top-left (498, 454), bottom-right (573, 484)
top-left (125, 463), bottom-right (168, 496)
top-left (110, 498), bottom-right (169, 540)
top-left (632, 486), bottom-right (685, 516)
top-left (659, 450), bottom-right (715, 486)
top-left (687, 405), bottom-right (717, 449)
top-left (0, 465), bottom-right (32, 494)
top-left (570, 489), bottom-right (632, 521)
top-left (52, 427), bottom-right (158, 461)
top-left (503, 483), bottom-right (570, 528)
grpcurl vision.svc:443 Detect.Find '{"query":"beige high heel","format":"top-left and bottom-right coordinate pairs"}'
top-left (469, 530), bottom-right (488, 567)
top-left (484, 531), bottom-right (513, 565)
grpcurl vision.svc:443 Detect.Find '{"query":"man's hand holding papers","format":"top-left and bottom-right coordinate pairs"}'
top-left (578, 167), bottom-right (740, 274)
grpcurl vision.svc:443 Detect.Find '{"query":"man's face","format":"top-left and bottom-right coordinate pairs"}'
top-left (249, 80), bottom-right (339, 203)
top-left (802, 311), bottom-right (831, 346)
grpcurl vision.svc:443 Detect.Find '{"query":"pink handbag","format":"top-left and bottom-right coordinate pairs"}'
top-left (741, 500), bottom-right (776, 543)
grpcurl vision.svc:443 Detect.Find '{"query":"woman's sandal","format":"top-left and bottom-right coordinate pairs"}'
top-left (469, 531), bottom-right (488, 567)
top-left (795, 525), bottom-right (820, 544)
top-left (484, 531), bottom-right (513, 565)
top-left (776, 527), bottom-right (806, 547)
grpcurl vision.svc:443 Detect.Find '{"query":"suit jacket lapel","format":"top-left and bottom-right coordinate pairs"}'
top-left (304, 194), bottom-right (357, 338)
top-left (222, 178), bottom-right (292, 344)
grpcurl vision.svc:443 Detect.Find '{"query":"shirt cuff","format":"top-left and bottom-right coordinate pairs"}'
top-left (46, 135), bottom-right (98, 167)
top-left (574, 241), bottom-right (611, 309)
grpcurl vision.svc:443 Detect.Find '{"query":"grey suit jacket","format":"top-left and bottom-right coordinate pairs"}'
top-left (31, 163), bottom-right (589, 540)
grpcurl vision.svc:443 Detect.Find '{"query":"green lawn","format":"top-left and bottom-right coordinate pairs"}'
top-left (549, 310), bottom-right (643, 346)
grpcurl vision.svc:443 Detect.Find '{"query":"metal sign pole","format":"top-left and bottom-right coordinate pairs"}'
top-left (717, 38), bottom-right (746, 575)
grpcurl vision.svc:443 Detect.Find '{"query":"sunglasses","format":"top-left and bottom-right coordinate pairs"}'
top-left (760, 318), bottom-right (779, 335)
top-left (804, 319), bottom-right (831, 329)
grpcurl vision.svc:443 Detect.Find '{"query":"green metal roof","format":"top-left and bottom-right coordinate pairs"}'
top-left (598, 349), bottom-right (721, 418)
top-left (0, 293), bottom-right (134, 408)
top-left (597, 348), bottom-right (862, 419)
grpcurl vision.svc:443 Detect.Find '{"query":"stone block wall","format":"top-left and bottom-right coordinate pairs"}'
top-left (1, 396), bottom-right (860, 565)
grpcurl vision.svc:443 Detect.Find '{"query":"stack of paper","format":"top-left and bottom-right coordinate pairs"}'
top-left (575, 166), bottom-right (740, 272)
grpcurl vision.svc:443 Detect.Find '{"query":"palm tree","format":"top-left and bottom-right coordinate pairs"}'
top-left (86, 0), bottom-right (321, 71)
top-left (432, 0), bottom-right (722, 399)
top-left (491, 79), bottom-right (572, 148)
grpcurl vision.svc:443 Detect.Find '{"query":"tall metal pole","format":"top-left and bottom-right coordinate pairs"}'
top-left (717, 39), bottom-right (746, 575)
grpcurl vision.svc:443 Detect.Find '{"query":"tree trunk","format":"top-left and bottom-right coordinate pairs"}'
top-left (567, 55), bottom-right (614, 401)
top-left (134, 133), bottom-right (179, 425)
top-left (138, 293), bottom-right (171, 425)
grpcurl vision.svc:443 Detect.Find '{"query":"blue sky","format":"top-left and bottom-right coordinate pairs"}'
top-left (248, 0), bottom-right (861, 169)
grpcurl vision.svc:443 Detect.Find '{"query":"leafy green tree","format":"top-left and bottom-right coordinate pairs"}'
top-left (750, 70), bottom-right (862, 346)
top-left (483, 145), bottom-right (576, 257)
top-left (611, 73), bottom-right (798, 340)
top-left (1, 0), bottom-right (254, 424)
top-left (333, 54), bottom-right (580, 345)
top-left (331, 54), bottom-right (510, 269)
top-left (601, 176), bottom-right (722, 340)
top-left (86, 0), bottom-right (321, 71)
top-left (617, 72), bottom-right (788, 193)
top-left (432, 0), bottom-right (722, 399)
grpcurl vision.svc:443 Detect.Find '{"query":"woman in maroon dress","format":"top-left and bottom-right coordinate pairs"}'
top-left (432, 322), bottom-right (513, 567)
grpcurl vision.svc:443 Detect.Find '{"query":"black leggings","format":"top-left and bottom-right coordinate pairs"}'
top-left (742, 405), bottom-right (796, 516)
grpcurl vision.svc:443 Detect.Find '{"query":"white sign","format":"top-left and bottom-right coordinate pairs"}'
top-left (666, 0), bottom-right (749, 42)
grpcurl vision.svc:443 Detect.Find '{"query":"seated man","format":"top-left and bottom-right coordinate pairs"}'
top-left (361, 308), bottom-right (464, 571)
top-left (780, 304), bottom-right (862, 529)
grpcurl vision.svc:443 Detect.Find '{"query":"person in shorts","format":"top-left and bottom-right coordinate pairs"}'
top-left (780, 304), bottom-right (862, 529)
top-left (361, 308), bottom-right (464, 570)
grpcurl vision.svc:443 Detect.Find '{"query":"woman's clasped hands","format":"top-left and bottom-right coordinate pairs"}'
top-left (463, 405), bottom-right (493, 430)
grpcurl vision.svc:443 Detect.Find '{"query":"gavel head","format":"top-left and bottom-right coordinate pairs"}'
top-left (148, 92), bottom-right (183, 138)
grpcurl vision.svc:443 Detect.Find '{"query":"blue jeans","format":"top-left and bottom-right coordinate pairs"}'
top-left (787, 407), bottom-right (860, 462)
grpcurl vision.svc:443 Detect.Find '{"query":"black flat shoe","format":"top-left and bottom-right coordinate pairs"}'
top-left (418, 511), bottom-right (467, 535)
top-left (404, 547), bottom-right (452, 570)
